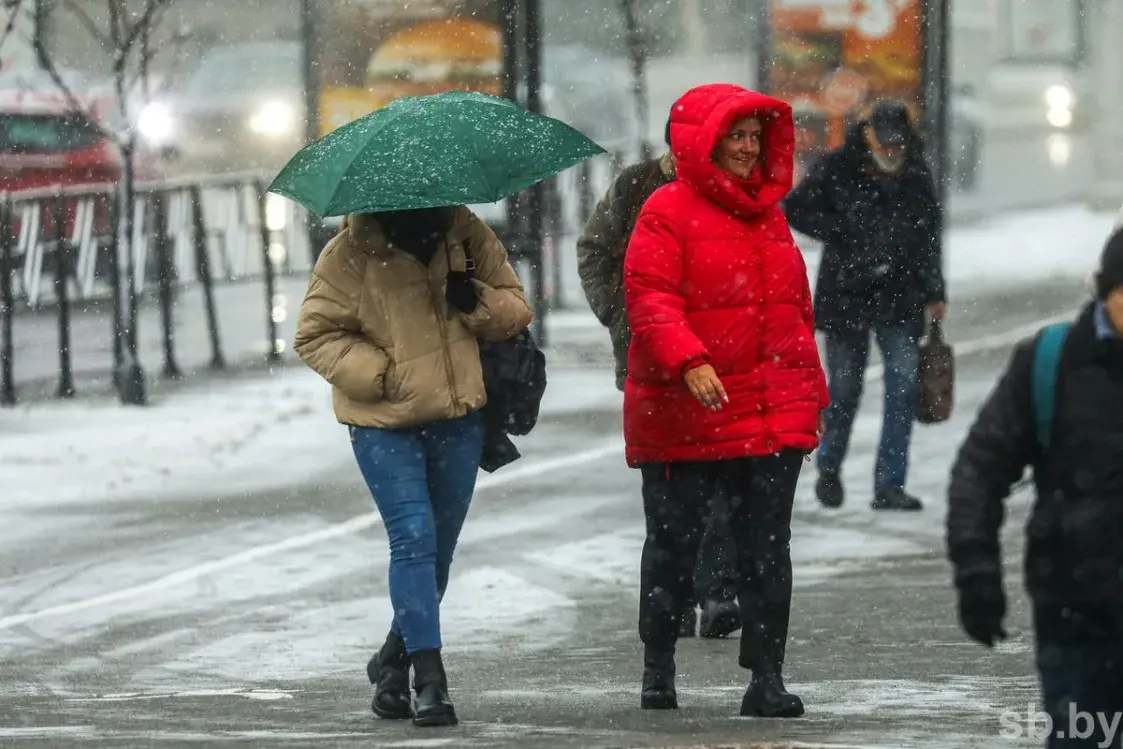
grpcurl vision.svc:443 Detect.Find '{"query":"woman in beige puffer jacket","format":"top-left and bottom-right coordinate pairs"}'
top-left (294, 204), bottom-right (532, 727)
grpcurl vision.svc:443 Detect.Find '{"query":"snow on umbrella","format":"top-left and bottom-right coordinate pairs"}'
top-left (267, 90), bottom-right (606, 216)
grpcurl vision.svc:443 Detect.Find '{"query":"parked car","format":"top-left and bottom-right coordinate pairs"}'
top-left (0, 75), bottom-right (166, 292)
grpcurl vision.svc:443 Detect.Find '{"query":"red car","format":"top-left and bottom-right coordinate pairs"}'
top-left (0, 88), bottom-right (130, 192)
top-left (0, 88), bottom-right (155, 294)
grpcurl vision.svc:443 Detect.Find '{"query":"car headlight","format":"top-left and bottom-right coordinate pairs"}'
top-left (1045, 85), bottom-right (1074, 129)
top-left (249, 100), bottom-right (295, 137)
top-left (138, 102), bottom-right (175, 145)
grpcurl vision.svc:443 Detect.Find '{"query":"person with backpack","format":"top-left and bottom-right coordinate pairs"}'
top-left (946, 212), bottom-right (1123, 749)
top-left (577, 111), bottom-right (742, 640)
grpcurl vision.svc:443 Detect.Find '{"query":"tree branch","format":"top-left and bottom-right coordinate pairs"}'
top-left (0, 0), bottom-right (27, 54)
top-left (107, 0), bottom-right (121, 50)
top-left (60, 0), bottom-right (110, 49)
top-left (121, 0), bottom-right (167, 54)
top-left (30, 0), bottom-right (114, 142)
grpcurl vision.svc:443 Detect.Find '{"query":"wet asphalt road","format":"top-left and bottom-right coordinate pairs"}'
top-left (0, 277), bottom-right (1092, 748)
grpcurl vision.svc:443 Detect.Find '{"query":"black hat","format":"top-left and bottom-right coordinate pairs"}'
top-left (867, 99), bottom-right (913, 147)
top-left (664, 117), bottom-right (672, 147)
top-left (1096, 227), bottom-right (1123, 300)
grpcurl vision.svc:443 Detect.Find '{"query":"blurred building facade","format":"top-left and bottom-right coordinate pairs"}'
top-left (20, 0), bottom-right (1122, 218)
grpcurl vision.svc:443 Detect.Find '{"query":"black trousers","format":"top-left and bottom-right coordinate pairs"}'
top-left (638, 449), bottom-right (804, 670)
top-left (641, 464), bottom-right (738, 606)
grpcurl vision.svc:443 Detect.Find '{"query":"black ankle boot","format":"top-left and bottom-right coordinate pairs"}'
top-left (366, 631), bottom-right (412, 719)
top-left (740, 666), bottom-right (804, 718)
top-left (410, 649), bottom-right (457, 727)
top-left (640, 646), bottom-right (678, 709)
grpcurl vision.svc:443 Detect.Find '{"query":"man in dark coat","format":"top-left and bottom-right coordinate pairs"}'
top-left (577, 118), bottom-right (741, 640)
top-left (783, 99), bottom-right (947, 511)
top-left (946, 217), bottom-right (1123, 749)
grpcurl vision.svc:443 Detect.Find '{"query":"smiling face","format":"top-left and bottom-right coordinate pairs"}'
top-left (713, 116), bottom-right (762, 179)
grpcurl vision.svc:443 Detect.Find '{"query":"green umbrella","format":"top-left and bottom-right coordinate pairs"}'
top-left (268, 91), bottom-right (606, 216)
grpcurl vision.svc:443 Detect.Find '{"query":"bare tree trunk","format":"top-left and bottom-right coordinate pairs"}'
top-left (108, 0), bottom-right (147, 403)
top-left (115, 137), bottom-right (147, 402)
top-left (19, 0), bottom-right (174, 404)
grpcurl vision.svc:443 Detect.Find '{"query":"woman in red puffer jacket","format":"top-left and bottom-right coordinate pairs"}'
top-left (623, 83), bottom-right (829, 719)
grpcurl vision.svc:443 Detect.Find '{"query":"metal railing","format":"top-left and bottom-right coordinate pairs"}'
top-left (0, 147), bottom-right (634, 407)
top-left (0, 171), bottom-right (312, 405)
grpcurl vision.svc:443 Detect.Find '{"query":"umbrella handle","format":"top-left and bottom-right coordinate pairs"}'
top-left (444, 235), bottom-right (476, 276)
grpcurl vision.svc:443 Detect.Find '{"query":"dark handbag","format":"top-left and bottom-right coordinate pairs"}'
top-left (916, 318), bottom-right (954, 424)
top-left (451, 240), bottom-right (547, 471)
top-left (478, 329), bottom-right (547, 436)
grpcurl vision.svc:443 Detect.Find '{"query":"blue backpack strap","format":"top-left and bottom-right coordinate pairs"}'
top-left (1032, 322), bottom-right (1072, 453)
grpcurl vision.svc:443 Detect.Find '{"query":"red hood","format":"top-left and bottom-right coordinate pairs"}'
top-left (668, 84), bottom-right (794, 218)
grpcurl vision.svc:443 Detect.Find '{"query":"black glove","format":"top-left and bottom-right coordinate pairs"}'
top-left (957, 575), bottom-right (1007, 647)
top-left (445, 270), bottom-right (479, 314)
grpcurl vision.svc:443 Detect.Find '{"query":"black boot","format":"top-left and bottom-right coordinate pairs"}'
top-left (366, 631), bottom-right (412, 720)
top-left (410, 649), bottom-right (457, 727)
top-left (871, 487), bottom-right (923, 511)
top-left (815, 469), bottom-right (843, 508)
top-left (640, 646), bottom-right (678, 709)
top-left (700, 598), bottom-right (742, 639)
top-left (737, 558), bottom-right (800, 717)
top-left (741, 665), bottom-right (804, 718)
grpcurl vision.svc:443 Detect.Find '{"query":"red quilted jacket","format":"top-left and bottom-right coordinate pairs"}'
top-left (621, 83), bottom-right (829, 467)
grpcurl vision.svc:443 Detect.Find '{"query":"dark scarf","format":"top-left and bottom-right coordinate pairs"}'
top-left (375, 206), bottom-right (456, 266)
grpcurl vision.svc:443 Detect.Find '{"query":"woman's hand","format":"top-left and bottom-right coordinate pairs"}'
top-left (684, 363), bottom-right (728, 411)
top-left (446, 270), bottom-right (480, 314)
top-left (818, 411), bottom-right (826, 437)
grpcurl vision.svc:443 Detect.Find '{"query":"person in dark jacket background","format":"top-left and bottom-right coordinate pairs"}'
top-left (783, 99), bottom-right (947, 512)
top-left (946, 215), bottom-right (1123, 749)
top-left (577, 114), bottom-right (741, 640)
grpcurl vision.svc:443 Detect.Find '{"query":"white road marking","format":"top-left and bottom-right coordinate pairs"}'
top-left (0, 311), bottom-right (1074, 632)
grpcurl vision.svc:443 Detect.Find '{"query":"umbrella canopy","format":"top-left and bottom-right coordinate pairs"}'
top-left (268, 91), bottom-right (606, 216)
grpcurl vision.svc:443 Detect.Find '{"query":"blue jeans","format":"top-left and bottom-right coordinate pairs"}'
top-left (816, 325), bottom-right (919, 492)
top-left (351, 411), bottom-right (484, 654)
top-left (1036, 640), bottom-right (1123, 748)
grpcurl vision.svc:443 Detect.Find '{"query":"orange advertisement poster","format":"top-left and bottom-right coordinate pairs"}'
top-left (316, 1), bottom-right (505, 137)
top-left (765, 0), bottom-right (925, 182)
